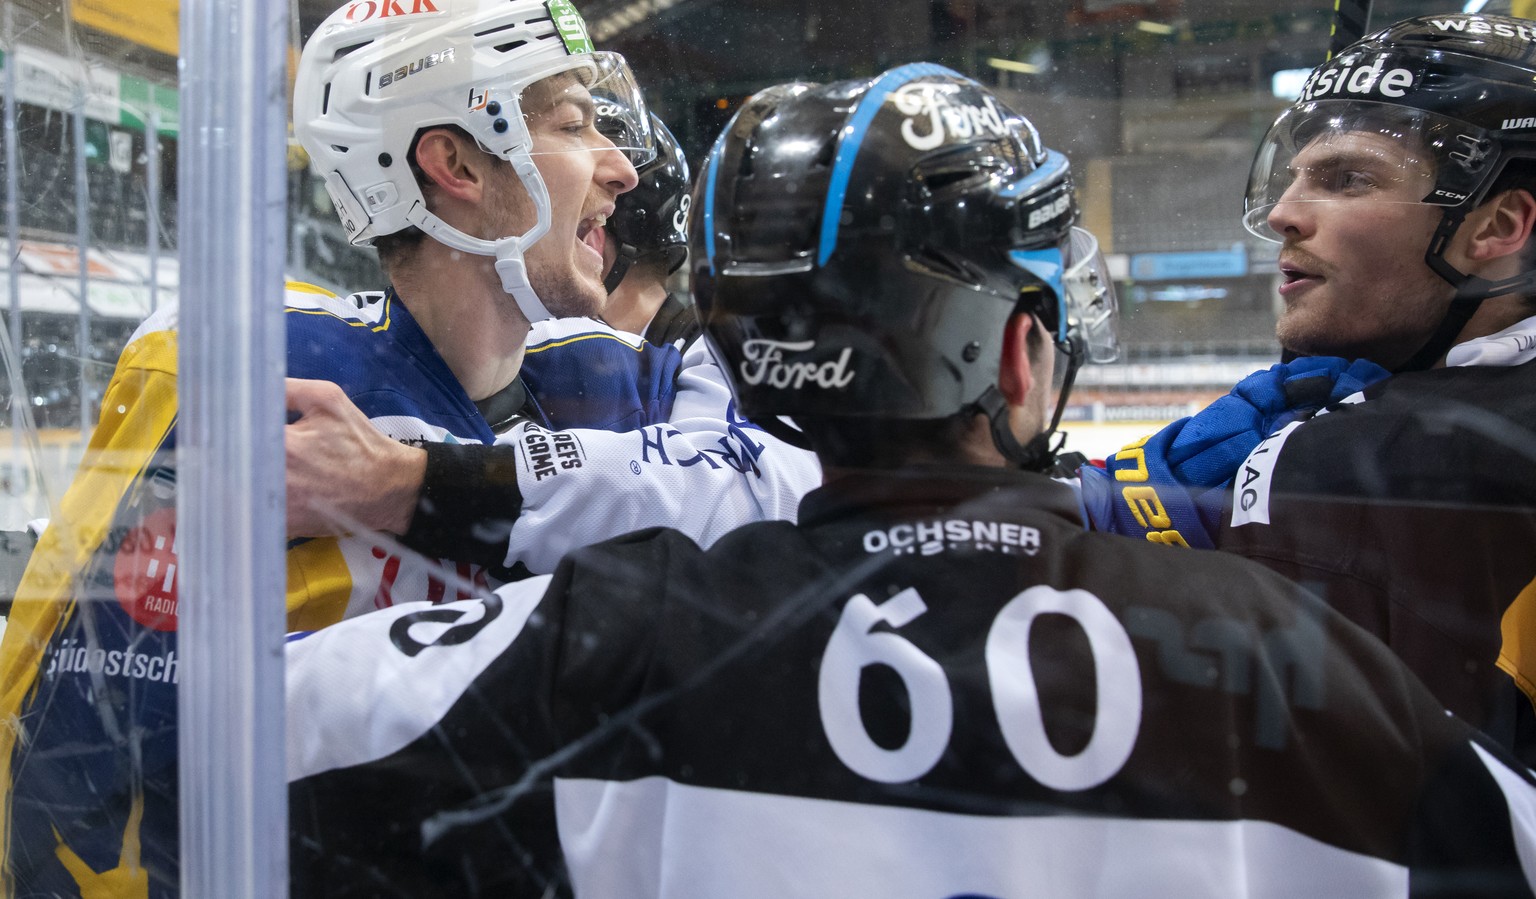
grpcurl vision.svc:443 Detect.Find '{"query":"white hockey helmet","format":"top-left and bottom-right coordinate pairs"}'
top-left (293, 0), bottom-right (654, 321)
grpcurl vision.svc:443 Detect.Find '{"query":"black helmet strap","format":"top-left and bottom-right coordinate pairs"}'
top-left (605, 242), bottom-right (685, 294)
top-left (974, 335), bottom-right (1083, 472)
top-left (603, 243), bottom-right (636, 294)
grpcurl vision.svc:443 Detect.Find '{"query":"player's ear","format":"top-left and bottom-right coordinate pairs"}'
top-left (997, 312), bottom-right (1037, 407)
top-left (413, 128), bottom-right (488, 203)
top-left (1463, 187), bottom-right (1536, 264)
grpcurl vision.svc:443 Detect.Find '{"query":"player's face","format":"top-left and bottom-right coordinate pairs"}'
top-left (1264, 130), bottom-right (1452, 369)
top-left (485, 75), bottom-right (638, 319)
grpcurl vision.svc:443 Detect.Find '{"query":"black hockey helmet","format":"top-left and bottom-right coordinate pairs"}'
top-left (1245, 14), bottom-right (1536, 370)
top-left (597, 110), bottom-right (691, 293)
top-left (692, 64), bottom-right (1117, 470)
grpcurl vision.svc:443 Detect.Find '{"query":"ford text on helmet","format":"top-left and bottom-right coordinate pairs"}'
top-left (1244, 14), bottom-right (1536, 370)
top-left (293, 0), bottom-right (654, 323)
top-left (691, 64), bottom-right (1118, 471)
top-left (598, 111), bottom-right (691, 293)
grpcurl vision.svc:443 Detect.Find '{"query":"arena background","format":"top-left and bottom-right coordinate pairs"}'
top-left (2, 0), bottom-right (1530, 778)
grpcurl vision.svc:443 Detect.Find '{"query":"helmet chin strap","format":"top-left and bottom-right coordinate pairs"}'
top-left (974, 341), bottom-right (1082, 472)
top-left (975, 386), bottom-right (1053, 471)
top-left (403, 161), bottom-right (556, 324)
top-left (1400, 209), bottom-right (1536, 372)
top-left (603, 246), bottom-right (634, 294)
top-left (494, 244), bottom-right (552, 323)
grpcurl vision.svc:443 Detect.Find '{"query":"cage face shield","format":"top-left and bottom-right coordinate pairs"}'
top-left (1243, 101), bottom-right (1493, 241)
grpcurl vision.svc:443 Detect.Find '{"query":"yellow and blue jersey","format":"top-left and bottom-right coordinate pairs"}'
top-left (0, 284), bottom-right (682, 897)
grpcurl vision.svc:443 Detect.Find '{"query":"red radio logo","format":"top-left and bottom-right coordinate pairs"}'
top-left (113, 507), bottom-right (180, 632)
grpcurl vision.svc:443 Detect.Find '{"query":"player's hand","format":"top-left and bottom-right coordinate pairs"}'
top-left (1080, 357), bottom-right (1389, 546)
top-left (1228, 356), bottom-right (1389, 432)
top-left (284, 378), bottom-right (426, 538)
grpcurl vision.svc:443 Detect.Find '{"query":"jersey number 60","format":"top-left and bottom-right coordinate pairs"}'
top-left (817, 585), bottom-right (1143, 791)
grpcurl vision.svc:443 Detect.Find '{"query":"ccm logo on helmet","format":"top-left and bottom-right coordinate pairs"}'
top-left (343, 0), bottom-right (442, 24)
top-left (1300, 58), bottom-right (1415, 101)
top-left (891, 83), bottom-right (1009, 152)
top-left (740, 339), bottom-right (855, 390)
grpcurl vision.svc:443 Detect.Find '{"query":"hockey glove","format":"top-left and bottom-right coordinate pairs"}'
top-left (1080, 356), bottom-right (1389, 548)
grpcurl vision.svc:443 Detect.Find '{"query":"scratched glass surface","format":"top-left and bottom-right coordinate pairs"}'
top-left (2, 0), bottom-right (1530, 895)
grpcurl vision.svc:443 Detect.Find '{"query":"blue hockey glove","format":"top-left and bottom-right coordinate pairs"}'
top-left (1080, 356), bottom-right (1388, 548)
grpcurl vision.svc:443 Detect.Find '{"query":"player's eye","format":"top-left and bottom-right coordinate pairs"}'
top-left (1297, 160), bottom-right (1377, 196)
top-left (1331, 168), bottom-right (1376, 194)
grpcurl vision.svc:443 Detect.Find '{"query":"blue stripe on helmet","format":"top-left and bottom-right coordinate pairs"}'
top-left (997, 148), bottom-right (1070, 198)
top-left (817, 62), bottom-right (963, 267)
top-left (701, 125), bottom-right (732, 273)
top-left (1009, 248), bottom-right (1067, 343)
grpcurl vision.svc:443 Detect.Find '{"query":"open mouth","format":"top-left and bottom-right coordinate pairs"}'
top-left (1278, 256), bottom-right (1322, 295)
top-left (577, 212), bottom-right (609, 261)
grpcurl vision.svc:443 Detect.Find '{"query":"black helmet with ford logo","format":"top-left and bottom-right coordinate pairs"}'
top-left (690, 64), bottom-right (1117, 469)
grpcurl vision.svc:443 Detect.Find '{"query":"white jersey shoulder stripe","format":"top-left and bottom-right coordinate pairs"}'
top-left (555, 777), bottom-right (1408, 899)
top-left (1472, 740), bottom-right (1536, 889)
top-left (126, 301), bottom-right (179, 345)
top-left (527, 316), bottom-right (647, 352)
top-left (285, 577), bottom-right (551, 781)
top-left (284, 285), bottom-right (389, 329)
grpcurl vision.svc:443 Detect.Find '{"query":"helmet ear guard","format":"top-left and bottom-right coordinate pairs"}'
top-left (693, 64), bottom-right (1119, 471)
top-left (321, 170), bottom-right (376, 245)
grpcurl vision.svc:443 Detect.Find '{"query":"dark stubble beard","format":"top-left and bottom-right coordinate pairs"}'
top-left (529, 264), bottom-right (605, 320)
top-left (484, 165), bottom-right (605, 321)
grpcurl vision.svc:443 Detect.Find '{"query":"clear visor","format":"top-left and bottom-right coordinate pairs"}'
top-left (518, 52), bottom-right (656, 168)
top-left (1243, 101), bottom-right (1491, 242)
top-left (1063, 226), bottom-right (1120, 364)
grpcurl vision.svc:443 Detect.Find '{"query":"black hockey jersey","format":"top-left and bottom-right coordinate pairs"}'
top-left (288, 466), bottom-right (1536, 897)
top-left (1220, 353), bottom-right (1536, 761)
